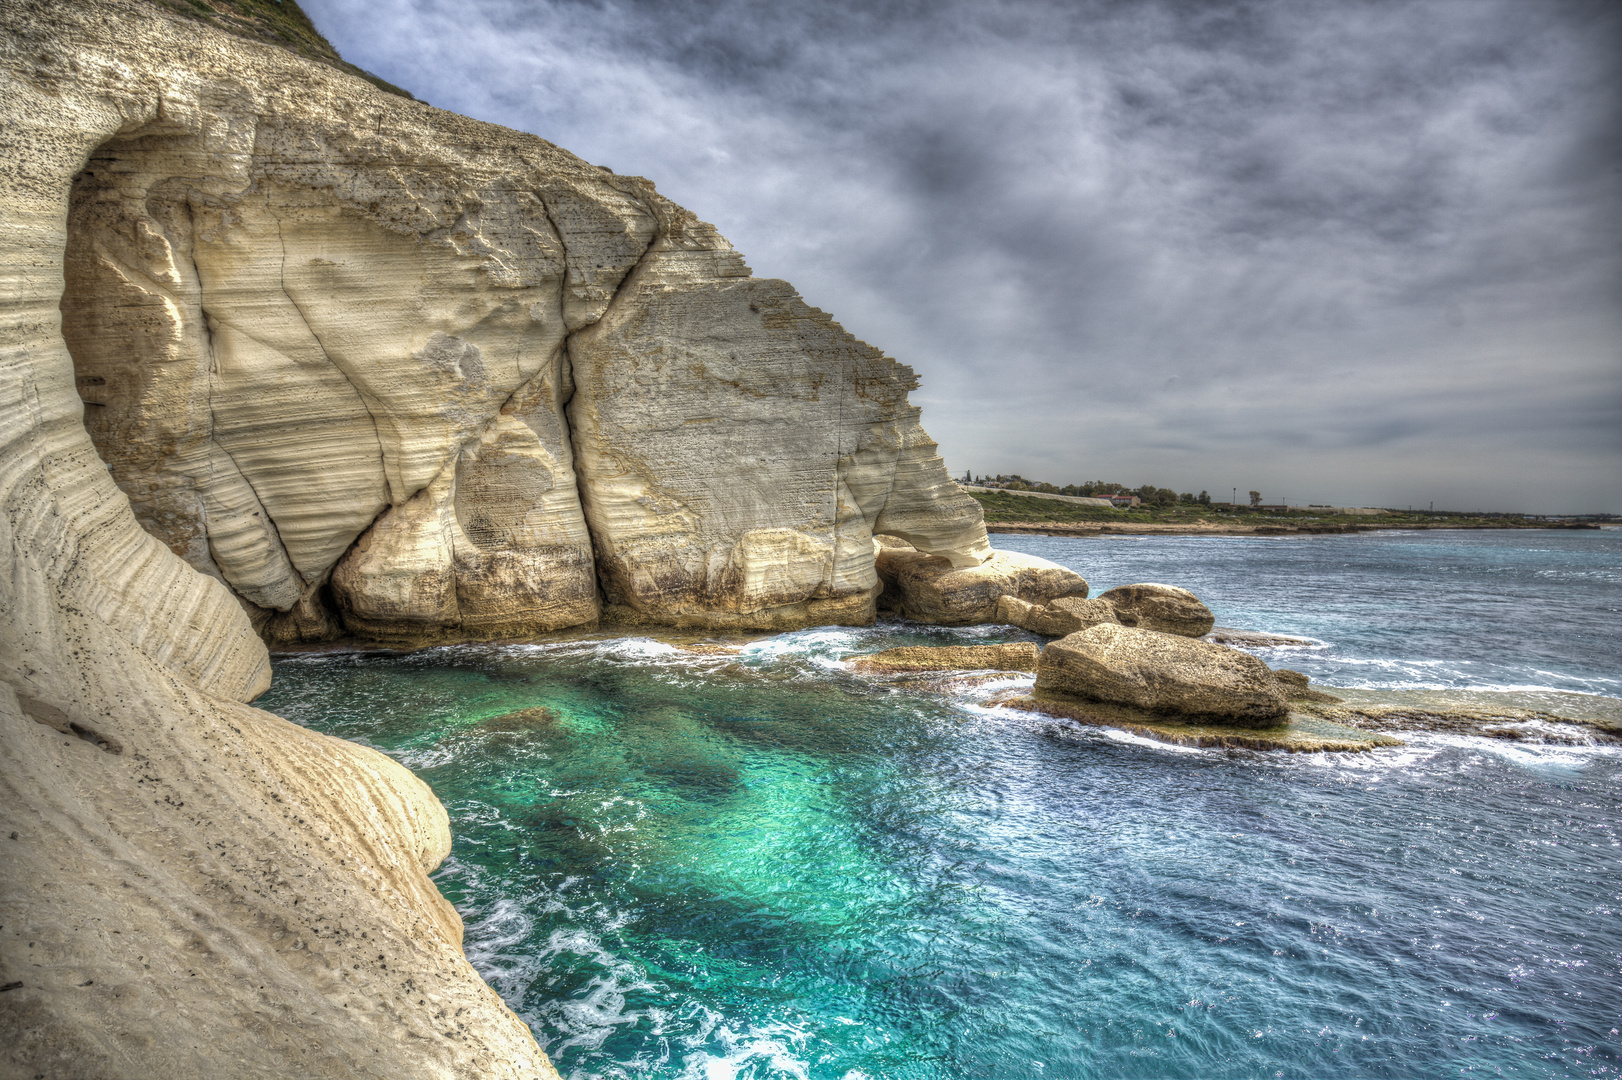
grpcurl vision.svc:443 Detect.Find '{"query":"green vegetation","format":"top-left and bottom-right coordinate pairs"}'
top-left (967, 488), bottom-right (1609, 529)
top-left (970, 490), bottom-right (1207, 525)
top-left (143, 0), bottom-right (420, 100)
top-left (966, 473), bottom-right (1208, 507)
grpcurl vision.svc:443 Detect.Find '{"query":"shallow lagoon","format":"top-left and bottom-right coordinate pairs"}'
top-left (260, 530), bottom-right (1622, 1079)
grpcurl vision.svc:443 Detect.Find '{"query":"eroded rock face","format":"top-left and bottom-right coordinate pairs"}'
top-left (56, 13), bottom-right (990, 642)
top-left (566, 244), bottom-right (990, 628)
top-left (1034, 623), bottom-right (1290, 726)
top-left (1097, 583), bottom-right (1216, 638)
top-left (996, 594), bottom-right (1120, 636)
top-left (881, 548), bottom-right (1089, 624)
top-left (876, 547), bottom-right (1088, 625)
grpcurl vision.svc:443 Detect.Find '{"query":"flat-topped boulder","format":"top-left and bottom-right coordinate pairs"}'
top-left (996, 594), bottom-right (1119, 636)
top-left (1035, 623), bottom-right (1289, 727)
top-left (1098, 583), bottom-right (1215, 637)
top-left (848, 642), bottom-right (1040, 673)
top-left (876, 547), bottom-right (1088, 625)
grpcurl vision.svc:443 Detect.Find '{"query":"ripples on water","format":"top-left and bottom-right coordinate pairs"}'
top-left (259, 531), bottom-right (1622, 1079)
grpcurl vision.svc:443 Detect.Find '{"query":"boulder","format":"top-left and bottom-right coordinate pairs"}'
top-left (996, 594), bottom-right (1119, 636)
top-left (848, 643), bottom-right (1040, 673)
top-left (876, 548), bottom-right (1088, 625)
top-left (1098, 583), bottom-right (1215, 637)
top-left (1034, 623), bottom-right (1289, 727)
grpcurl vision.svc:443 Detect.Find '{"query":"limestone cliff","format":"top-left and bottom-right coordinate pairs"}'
top-left (46, 0), bottom-right (989, 645)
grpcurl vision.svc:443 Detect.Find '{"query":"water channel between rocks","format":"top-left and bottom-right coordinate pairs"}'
top-left (259, 529), bottom-right (1622, 1080)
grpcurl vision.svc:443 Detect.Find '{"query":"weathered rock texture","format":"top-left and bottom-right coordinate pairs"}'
top-left (876, 545), bottom-right (1088, 625)
top-left (48, 0), bottom-right (993, 643)
top-left (1034, 624), bottom-right (1290, 727)
top-left (1097, 583), bottom-right (1216, 638)
top-left (995, 594), bottom-right (1120, 637)
top-left (848, 643), bottom-right (1040, 673)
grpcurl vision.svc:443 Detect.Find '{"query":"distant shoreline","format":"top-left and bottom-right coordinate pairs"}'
top-left (987, 520), bottom-right (1604, 538)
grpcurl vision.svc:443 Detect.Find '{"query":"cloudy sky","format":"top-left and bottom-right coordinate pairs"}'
top-left (302, 0), bottom-right (1620, 513)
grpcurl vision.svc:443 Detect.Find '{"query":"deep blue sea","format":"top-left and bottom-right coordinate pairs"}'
top-left (259, 529), bottom-right (1622, 1079)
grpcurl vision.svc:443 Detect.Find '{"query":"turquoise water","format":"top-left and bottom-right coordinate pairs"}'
top-left (259, 530), bottom-right (1622, 1079)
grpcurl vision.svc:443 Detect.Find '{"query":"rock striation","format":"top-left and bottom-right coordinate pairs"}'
top-left (49, 0), bottom-right (998, 644)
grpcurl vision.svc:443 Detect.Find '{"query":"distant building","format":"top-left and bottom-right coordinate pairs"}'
top-left (1106, 494), bottom-right (1141, 508)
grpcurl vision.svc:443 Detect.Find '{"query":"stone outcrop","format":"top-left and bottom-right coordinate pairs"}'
top-left (1034, 624), bottom-right (1290, 727)
top-left (49, 1), bottom-right (993, 645)
top-left (995, 594), bottom-right (1120, 636)
top-left (848, 643), bottom-right (1040, 673)
top-left (1097, 583), bottom-right (1216, 638)
top-left (876, 544), bottom-right (1088, 625)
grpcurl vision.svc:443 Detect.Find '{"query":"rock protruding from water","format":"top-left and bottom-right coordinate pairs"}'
top-left (1035, 623), bottom-right (1289, 727)
top-left (1097, 583), bottom-right (1216, 637)
top-left (848, 643), bottom-right (1040, 673)
top-left (875, 546), bottom-right (1088, 625)
top-left (995, 594), bottom-right (1120, 637)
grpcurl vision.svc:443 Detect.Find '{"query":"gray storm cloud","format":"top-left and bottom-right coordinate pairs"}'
top-left (302, 0), bottom-right (1621, 513)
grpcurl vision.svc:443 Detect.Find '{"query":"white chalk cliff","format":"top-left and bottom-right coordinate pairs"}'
top-left (0, 0), bottom-right (1068, 1075)
top-left (48, 0), bottom-right (992, 645)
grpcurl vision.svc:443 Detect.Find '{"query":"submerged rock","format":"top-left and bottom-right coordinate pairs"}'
top-left (1272, 669), bottom-right (1344, 704)
top-left (995, 594), bottom-right (1119, 636)
top-left (1296, 700), bottom-right (1622, 744)
top-left (848, 643), bottom-right (1040, 673)
top-left (876, 547), bottom-right (1088, 625)
top-left (997, 693), bottom-right (1401, 752)
top-left (1206, 627), bottom-right (1316, 648)
top-left (1098, 584), bottom-right (1216, 638)
top-left (1035, 623), bottom-right (1289, 727)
